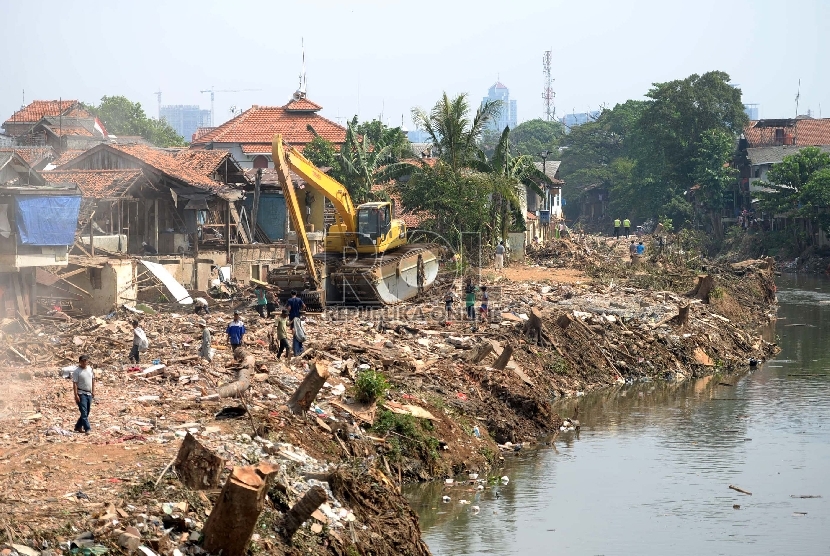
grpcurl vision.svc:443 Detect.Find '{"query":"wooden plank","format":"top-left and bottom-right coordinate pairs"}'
top-left (12, 275), bottom-right (29, 318)
top-left (229, 204), bottom-right (249, 243)
top-left (56, 267), bottom-right (88, 280)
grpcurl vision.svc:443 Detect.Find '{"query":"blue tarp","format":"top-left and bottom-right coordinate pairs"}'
top-left (15, 196), bottom-right (81, 246)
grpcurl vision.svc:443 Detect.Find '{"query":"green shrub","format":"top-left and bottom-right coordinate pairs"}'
top-left (355, 369), bottom-right (390, 403)
top-left (372, 409), bottom-right (439, 463)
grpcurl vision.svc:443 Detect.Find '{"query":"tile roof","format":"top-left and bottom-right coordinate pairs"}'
top-left (174, 149), bottom-right (231, 177)
top-left (526, 211), bottom-right (538, 221)
top-left (241, 143), bottom-right (273, 154)
top-left (4, 100), bottom-right (80, 125)
top-left (191, 101), bottom-right (346, 148)
top-left (0, 146), bottom-right (55, 168)
top-left (744, 118), bottom-right (830, 147)
top-left (43, 125), bottom-right (95, 137)
top-left (191, 127), bottom-right (216, 142)
top-left (42, 169), bottom-right (144, 198)
top-left (284, 98), bottom-right (323, 111)
top-left (109, 143), bottom-right (218, 188)
top-left (50, 149), bottom-right (85, 167)
top-left (746, 145), bottom-right (830, 165)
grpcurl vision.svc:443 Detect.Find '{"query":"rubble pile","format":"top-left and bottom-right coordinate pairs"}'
top-left (0, 248), bottom-right (780, 556)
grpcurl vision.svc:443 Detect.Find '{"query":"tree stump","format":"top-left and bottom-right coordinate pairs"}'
top-left (685, 274), bottom-right (715, 303)
top-left (493, 344), bottom-right (515, 370)
top-left (173, 432), bottom-right (224, 490)
top-left (202, 462), bottom-right (280, 556)
top-left (282, 485), bottom-right (327, 540)
top-left (524, 307), bottom-right (544, 345)
top-left (466, 342), bottom-right (493, 364)
top-left (287, 360), bottom-right (329, 414)
top-left (555, 312), bottom-right (573, 330)
top-left (673, 303), bottom-right (690, 326)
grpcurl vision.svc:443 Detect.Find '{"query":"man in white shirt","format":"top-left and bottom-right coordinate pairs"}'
top-left (72, 355), bottom-right (95, 434)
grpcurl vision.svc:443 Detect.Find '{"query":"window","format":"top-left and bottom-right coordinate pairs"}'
top-left (251, 264), bottom-right (260, 281)
top-left (252, 155), bottom-right (268, 169)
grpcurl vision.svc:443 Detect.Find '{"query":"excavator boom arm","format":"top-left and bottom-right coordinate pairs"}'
top-left (272, 135), bottom-right (320, 290)
top-left (281, 141), bottom-right (357, 233)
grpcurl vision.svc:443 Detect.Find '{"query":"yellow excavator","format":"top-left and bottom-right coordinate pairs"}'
top-left (268, 134), bottom-right (440, 308)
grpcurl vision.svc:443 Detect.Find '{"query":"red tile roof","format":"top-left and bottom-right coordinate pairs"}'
top-left (284, 98), bottom-right (322, 111)
top-left (192, 127), bottom-right (216, 142)
top-left (174, 149), bottom-right (231, 177)
top-left (42, 169), bottom-right (144, 198)
top-left (0, 147), bottom-right (55, 168)
top-left (109, 143), bottom-right (218, 188)
top-left (744, 118), bottom-right (830, 147)
top-left (4, 100), bottom-right (80, 125)
top-left (526, 211), bottom-right (538, 221)
top-left (44, 125), bottom-right (95, 137)
top-left (191, 101), bottom-right (346, 148)
top-left (241, 143), bottom-right (273, 154)
top-left (50, 149), bottom-right (85, 167)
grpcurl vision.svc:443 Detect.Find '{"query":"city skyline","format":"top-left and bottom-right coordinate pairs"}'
top-left (1, 0), bottom-right (827, 134)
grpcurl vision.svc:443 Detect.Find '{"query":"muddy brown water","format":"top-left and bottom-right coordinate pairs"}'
top-left (406, 274), bottom-right (830, 555)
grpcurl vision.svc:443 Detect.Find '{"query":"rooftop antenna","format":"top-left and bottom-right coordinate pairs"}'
top-left (795, 79), bottom-right (801, 117)
top-left (294, 38), bottom-right (307, 100)
top-left (542, 49), bottom-right (555, 121)
top-left (154, 89), bottom-right (162, 120)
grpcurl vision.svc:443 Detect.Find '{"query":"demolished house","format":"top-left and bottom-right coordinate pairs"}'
top-left (34, 142), bottom-right (286, 316)
top-left (0, 152), bottom-right (81, 322)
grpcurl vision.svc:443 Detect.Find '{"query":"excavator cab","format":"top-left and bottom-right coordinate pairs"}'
top-left (356, 203), bottom-right (392, 246)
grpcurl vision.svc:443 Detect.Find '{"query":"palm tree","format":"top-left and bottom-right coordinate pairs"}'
top-left (411, 93), bottom-right (502, 171)
top-left (336, 117), bottom-right (414, 204)
top-left (473, 127), bottom-right (550, 241)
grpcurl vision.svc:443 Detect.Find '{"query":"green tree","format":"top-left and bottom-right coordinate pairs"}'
top-left (691, 129), bottom-right (738, 238)
top-left (473, 127), bottom-right (549, 240)
top-left (396, 162), bottom-right (492, 240)
top-left (87, 95), bottom-right (185, 147)
top-left (411, 92), bottom-right (501, 171)
top-left (354, 119), bottom-right (411, 161)
top-left (508, 119), bottom-right (566, 156)
top-left (302, 135), bottom-right (337, 169)
top-left (336, 117), bottom-right (413, 203)
top-left (757, 146), bottom-right (830, 214)
top-left (799, 167), bottom-right (830, 237)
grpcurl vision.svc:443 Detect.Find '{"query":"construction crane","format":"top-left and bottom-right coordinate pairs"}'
top-left (199, 87), bottom-right (262, 126)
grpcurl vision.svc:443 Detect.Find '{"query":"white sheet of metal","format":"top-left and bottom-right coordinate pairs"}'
top-left (139, 259), bottom-right (193, 304)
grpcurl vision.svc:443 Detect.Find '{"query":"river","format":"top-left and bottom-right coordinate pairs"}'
top-left (406, 274), bottom-right (830, 555)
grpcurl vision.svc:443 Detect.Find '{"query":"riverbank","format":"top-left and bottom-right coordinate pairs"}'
top-left (409, 273), bottom-right (830, 556)
top-left (0, 237), bottom-right (779, 556)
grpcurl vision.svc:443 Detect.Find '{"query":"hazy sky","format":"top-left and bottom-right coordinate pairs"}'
top-left (1, 0), bottom-right (827, 132)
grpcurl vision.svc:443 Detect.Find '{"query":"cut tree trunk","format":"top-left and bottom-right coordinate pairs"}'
top-left (201, 348), bottom-right (254, 401)
top-left (466, 341), bottom-right (493, 364)
top-left (685, 274), bottom-right (715, 303)
top-left (674, 303), bottom-right (690, 326)
top-left (287, 360), bottom-right (329, 414)
top-left (202, 462), bottom-right (280, 556)
top-left (524, 307), bottom-right (544, 345)
top-left (282, 485), bottom-right (327, 540)
top-left (493, 344), bottom-right (514, 370)
top-left (555, 312), bottom-right (573, 330)
top-left (173, 432), bottom-right (224, 490)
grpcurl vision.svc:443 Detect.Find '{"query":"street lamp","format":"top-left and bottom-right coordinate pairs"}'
top-left (537, 150), bottom-right (553, 210)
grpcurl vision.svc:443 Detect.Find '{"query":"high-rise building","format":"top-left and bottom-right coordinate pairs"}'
top-left (559, 111), bottom-right (601, 132)
top-left (159, 105), bottom-right (212, 142)
top-left (481, 82), bottom-right (517, 132)
top-left (744, 104), bottom-right (759, 120)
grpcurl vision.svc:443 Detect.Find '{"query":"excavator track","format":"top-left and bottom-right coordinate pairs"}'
top-left (268, 243), bottom-right (441, 309)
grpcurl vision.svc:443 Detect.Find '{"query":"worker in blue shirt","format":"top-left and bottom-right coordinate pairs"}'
top-left (636, 241), bottom-right (646, 255)
top-left (226, 311), bottom-right (246, 351)
top-left (285, 290), bottom-right (306, 327)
